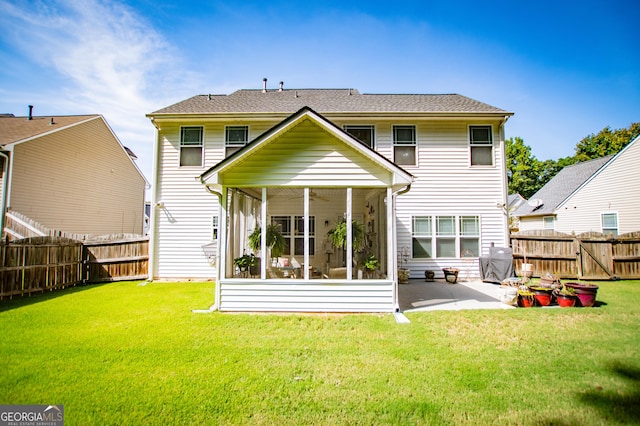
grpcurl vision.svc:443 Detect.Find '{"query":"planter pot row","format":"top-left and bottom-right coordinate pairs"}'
top-left (516, 283), bottom-right (599, 308)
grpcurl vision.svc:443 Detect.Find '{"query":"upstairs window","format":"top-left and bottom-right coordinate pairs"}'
top-left (180, 126), bottom-right (203, 167)
top-left (601, 212), bottom-right (618, 236)
top-left (393, 125), bottom-right (416, 166)
top-left (469, 126), bottom-right (493, 166)
top-left (344, 125), bottom-right (375, 149)
top-left (225, 126), bottom-right (249, 157)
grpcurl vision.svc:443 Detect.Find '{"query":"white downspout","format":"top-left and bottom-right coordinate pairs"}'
top-left (148, 124), bottom-right (161, 281)
top-left (391, 184), bottom-right (411, 312)
top-left (499, 116), bottom-right (511, 247)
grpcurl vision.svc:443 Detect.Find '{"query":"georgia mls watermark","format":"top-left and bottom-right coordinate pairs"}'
top-left (0, 405), bottom-right (63, 426)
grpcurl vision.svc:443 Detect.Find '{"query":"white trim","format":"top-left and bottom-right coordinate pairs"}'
top-left (304, 188), bottom-right (310, 280)
top-left (346, 188), bottom-right (353, 280)
top-left (468, 124), bottom-right (495, 167)
top-left (392, 124), bottom-right (417, 167)
top-left (179, 125), bottom-right (204, 168)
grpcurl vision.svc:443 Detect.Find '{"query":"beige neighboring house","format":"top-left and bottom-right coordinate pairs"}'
top-left (0, 110), bottom-right (148, 238)
top-left (514, 135), bottom-right (640, 235)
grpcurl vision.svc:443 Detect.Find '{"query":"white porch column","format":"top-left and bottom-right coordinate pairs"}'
top-left (304, 188), bottom-right (310, 280)
top-left (261, 188), bottom-right (267, 279)
top-left (346, 187), bottom-right (353, 280)
top-left (387, 187), bottom-right (396, 282)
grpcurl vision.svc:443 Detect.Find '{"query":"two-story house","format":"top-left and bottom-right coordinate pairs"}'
top-left (147, 83), bottom-right (513, 312)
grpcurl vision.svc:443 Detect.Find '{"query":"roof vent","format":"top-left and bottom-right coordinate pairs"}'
top-left (28, 105), bottom-right (33, 120)
top-left (279, 81), bottom-right (284, 92)
top-left (262, 78), bottom-right (267, 93)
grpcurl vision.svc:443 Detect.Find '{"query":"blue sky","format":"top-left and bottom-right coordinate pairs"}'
top-left (1, 0), bottom-right (638, 184)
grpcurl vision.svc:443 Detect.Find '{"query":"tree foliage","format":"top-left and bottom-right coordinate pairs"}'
top-left (506, 122), bottom-right (639, 198)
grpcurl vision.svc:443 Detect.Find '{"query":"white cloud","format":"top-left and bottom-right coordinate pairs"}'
top-left (0, 0), bottom-right (202, 185)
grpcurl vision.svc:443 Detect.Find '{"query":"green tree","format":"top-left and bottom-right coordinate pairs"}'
top-left (574, 122), bottom-right (640, 161)
top-left (505, 137), bottom-right (541, 199)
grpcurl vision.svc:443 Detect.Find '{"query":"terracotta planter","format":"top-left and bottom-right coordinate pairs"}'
top-left (517, 295), bottom-right (535, 307)
top-left (555, 292), bottom-right (576, 308)
top-left (532, 288), bottom-right (553, 306)
top-left (424, 270), bottom-right (435, 282)
top-left (565, 282), bottom-right (599, 307)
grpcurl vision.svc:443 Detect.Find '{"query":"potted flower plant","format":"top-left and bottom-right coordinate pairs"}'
top-left (248, 223), bottom-right (286, 263)
top-left (553, 284), bottom-right (577, 308)
top-left (363, 254), bottom-right (380, 279)
top-left (516, 287), bottom-right (535, 307)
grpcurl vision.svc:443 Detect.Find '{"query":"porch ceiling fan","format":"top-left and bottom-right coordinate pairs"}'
top-left (292, 190), bottom-right (330, 202)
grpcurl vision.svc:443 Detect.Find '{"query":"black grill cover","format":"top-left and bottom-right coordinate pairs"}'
top-left (479, 247), bottom-right (514, 284)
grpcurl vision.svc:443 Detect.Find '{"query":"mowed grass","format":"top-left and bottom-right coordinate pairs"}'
top-left (1, 280), bottom-right (639, 425)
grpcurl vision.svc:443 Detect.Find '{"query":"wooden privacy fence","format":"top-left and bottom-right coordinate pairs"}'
top-left (510, 230), bottom-right (640, 280)
top-left (0, 236), bottom-right (149, 299)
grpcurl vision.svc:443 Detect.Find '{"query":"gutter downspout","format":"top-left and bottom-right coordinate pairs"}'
top-left (194, 179), bottom-right (224, 312)
top-left (391, 183), bottom-right (412, 313)
top-left (499, 115), bottom-right (511, 247)
top-left (0, 150), bottom-right (11, 239)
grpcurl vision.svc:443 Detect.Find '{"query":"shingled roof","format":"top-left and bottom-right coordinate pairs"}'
top-left (0, 115), bottom-right (99, 146)
top-left (149, 89), bottom-right (512, 115)
top-left (513, 156), bottom-right (613, 218)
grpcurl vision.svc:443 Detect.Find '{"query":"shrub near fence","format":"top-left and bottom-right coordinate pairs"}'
top-left (0, 235), bottom-right (149, 299)
top-left (511, 230), bottom-right (640, 280)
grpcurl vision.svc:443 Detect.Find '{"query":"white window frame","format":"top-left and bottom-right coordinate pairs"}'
top-left (225, 125), bottom-right (249, 157)
top-left (271, 215), bottom-right (315, 256)
top-left (411, 216), bottom-right (432, 258)
top-left (469, 125), bottom-right (494, 166)
top-left (393, 125), bottom-right (417, 166)
top-left (344, 125), bottom-right (375, 149)
top-left (411, 215), bottom-right (481, 259)
top-left (543, 216), bottom-right (555, 230)
top-left (179, 126), bottom-right (204, 167)
top-left (601, 212), bottom-right (618, 236)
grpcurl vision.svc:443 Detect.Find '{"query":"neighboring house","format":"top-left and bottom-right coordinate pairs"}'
top-left (0, 110), bottom-right (148, 238)
top-left (514, 135), bottom-right (640, 235)
top-left (507, 193), bottom-right (527, 232)
top-left (147, 84), bottom-right (513, 312)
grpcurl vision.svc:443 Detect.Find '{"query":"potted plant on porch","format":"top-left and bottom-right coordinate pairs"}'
top-left (327, 218), bottom-right (365, 268)
top-left (247, 224), bottom-right (286, 275)
top-left (363, 254), bottom-right (380, 279)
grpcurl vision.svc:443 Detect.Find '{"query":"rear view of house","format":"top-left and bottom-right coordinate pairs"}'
top-left (147, 83), bottom-right (513, 312)
top-left (0, 110), bottom-right (147, 238)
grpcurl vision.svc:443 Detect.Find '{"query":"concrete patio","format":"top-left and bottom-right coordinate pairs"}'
top-left (398, 278), bottom-right (515, 312)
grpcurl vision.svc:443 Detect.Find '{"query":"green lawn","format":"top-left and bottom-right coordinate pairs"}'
top-left (1, 280), bottom-right (639, 425)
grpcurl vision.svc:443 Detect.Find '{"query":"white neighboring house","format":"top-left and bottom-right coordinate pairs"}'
top-left (514, 135), bottom-right (640, 236)
top-left (147, 85), bottom-right (513, 312)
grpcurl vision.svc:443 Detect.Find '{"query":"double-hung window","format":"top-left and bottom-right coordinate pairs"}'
top-left (180, 126), bottom-right (203, 167)
top-left (469, 126), bottom-right (493, 166)
top-left (225, 126), bottom-right (248, 157)
top-left (271, 215), bottom-right (315, 256)
top-left (412, 215), bottom-right (481, 258)
top-left (344, 125), bottom-right (375, 149)
top-left (459, 216), bottom-right (480, 256)
top-left (601, 212), bottom-right (618, 236)
top-left (412, 216), bottom-right (432, 258)
top-left (436, 216), bottom-right (456, 258)
top-left (294, 216), bottom-right (315, 256)
top-left (393, 125), bottom-right (416, 166)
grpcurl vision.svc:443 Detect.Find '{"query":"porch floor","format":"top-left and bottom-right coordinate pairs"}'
top-left (399, 278), bottom-right (515, 312)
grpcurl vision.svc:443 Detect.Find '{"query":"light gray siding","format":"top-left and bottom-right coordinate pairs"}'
top-left (555, 138), bottom-right (640, 234)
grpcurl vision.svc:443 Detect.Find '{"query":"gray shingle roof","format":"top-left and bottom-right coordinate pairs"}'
top-left (150, 89), bottom-right (511, 115)
top-left (0, 115), bottom-right (99, 145)
top-left (513, 156), bottom-right (613, 217)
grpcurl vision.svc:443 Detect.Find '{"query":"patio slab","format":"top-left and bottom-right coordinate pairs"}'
top-left (399, 278), bottom-right (515, 312)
